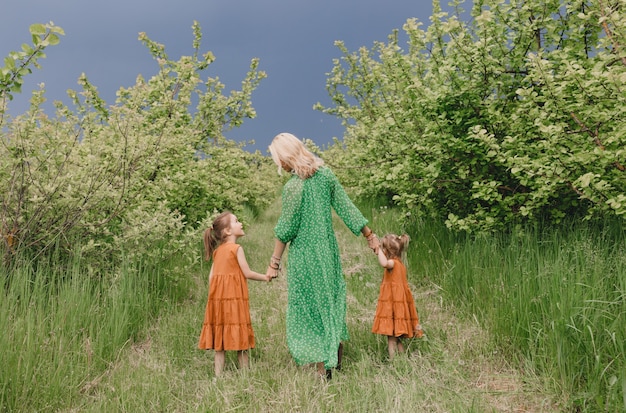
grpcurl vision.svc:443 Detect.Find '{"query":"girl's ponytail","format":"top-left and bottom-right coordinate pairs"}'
top-left (203, 211), bottom-right (233, 261)
top-left (399, 234), bottom-right (410, 263)
top-left (381, 233), bottom-right (411, 261)
top-left (399, 234), bottom-right (410, 251)
top-left (203, 227), bottom-right (216, 261)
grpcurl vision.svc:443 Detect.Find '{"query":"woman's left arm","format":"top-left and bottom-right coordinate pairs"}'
top-left (327, 168), bottom-right (379, 251)
top-left (328, 168), bottom-right (368, 235)
top-left (361, 226), bottom-right (380, 253)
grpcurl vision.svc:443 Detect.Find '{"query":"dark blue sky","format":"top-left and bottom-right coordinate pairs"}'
top-left (1, 1), bottom-right (435, 152)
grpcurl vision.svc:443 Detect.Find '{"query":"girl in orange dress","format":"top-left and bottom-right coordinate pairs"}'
top-left (198, 211), bottom-right (274, 377)
top-left (371, 233), bottom-right (423, 359)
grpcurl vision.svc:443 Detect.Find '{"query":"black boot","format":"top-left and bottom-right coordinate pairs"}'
top-left (337, 342), bottom-right (343, 371)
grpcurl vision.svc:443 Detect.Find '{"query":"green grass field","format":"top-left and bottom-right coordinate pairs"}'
top-left (1, 200), bottom-right (623, 412)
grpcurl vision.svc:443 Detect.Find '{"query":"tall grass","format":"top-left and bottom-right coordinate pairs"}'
top-left (0, 247), bottom-right (190, 412)
top-left (358, 199), bottom-right (625, 411)
top-left (4, 199), bottom-right (622, 411)
top-left (44, 199), bottom-right (554, 412)
top-left (426, 219), bottom-right (625, 412)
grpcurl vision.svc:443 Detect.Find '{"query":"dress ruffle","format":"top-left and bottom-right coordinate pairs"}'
top-left (372, 260), bottom-right (422, 338)
top-left (198, 243), bottom-right (255, 351)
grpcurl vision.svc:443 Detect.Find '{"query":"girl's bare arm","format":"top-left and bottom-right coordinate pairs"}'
top-left (237, 247), bottom-right (272, 282)
top-left (208, 264), bottom-right (214, 283)
top-left (377, 248), bottom-right (395, 270)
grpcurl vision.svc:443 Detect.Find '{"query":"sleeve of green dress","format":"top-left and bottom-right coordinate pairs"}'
top-left (328, 167), bottom-right (368, 235)
top-left (274, 176), bottom-right (304, 243)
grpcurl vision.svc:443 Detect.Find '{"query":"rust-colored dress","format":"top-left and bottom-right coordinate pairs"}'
top-left (198, 242), bottom-right (255, 351)
top-left (372, 259), bottom-right (423, 338)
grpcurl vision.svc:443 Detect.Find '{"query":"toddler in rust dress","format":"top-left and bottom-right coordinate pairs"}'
top-left (371, 233), bottom-right (423, 359)
top-left (198, 211), bottom-right (274, 377)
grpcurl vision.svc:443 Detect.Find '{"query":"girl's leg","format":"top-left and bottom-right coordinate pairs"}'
top-left (387, 336), bottom-right (399, 359)
top-left (310, 362), bottom-right (332, 380)
top-left (397, 338), bottom-right (405, 354)
top-left (310, 362), bottom-right (333, 380)
top-left (214, 351), bottom-right (225, 377)
top-left (237, 350), bottom-right (249, 370)
top-left (316, 362), bottom-right (326, 377)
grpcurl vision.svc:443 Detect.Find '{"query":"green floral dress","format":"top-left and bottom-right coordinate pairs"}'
top-left (275, 166), bottom-right (368, 369)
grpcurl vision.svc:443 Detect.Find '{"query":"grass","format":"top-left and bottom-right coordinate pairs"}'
top-left (0, 248), bottom-right (189, 412)
top-left (2, 199), bottom-right (623, 412)
top-left (65, 201), bottom-right (557, 412)
top-left (433, 221), bottom-right (626, 412)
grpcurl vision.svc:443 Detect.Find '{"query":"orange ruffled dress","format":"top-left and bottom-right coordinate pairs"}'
top-left (198, 242), bottom-right (255, 351)
top-left (372, 259), bottom-right (423, 338)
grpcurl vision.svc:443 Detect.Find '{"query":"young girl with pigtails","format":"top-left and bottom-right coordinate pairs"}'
top-left (371, 233), bottom-right (423, 359)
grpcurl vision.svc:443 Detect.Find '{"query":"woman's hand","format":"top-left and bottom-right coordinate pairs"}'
top-left (266, 253), bottom-right (282, 280)
top-left (266, 265), bottom-right (280, 280)
top-left (366, 233), bottom-right (380, 253)
top-left (362, 226), bottom-right (379, 253)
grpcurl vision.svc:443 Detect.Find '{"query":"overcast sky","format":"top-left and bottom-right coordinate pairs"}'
top-left (1, 1), bottom-right (436, 152)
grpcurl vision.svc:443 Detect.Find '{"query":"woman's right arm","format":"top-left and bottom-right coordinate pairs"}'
top-left (267, 238), bottom-right (286, 278)
top-left (268, 178), bottom-right (303, 277)
top-left (274, 178), bottom-right (303, 243)
top-left (271, 239), bottom-right (286, 264)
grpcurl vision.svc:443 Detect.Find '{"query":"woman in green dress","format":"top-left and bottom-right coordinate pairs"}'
top-left (265, 132), bottom-right (379, 379)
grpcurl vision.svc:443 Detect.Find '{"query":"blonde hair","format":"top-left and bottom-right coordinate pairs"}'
top-left (268, 132), bottom-right (324, 179)
top-left (380, 233), bottom-right (410, 262)
top-left (203, 211), bottom-right (232, 261)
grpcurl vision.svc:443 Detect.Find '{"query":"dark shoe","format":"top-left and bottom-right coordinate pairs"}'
top-left (337, 343), bottom-right (343, 371)
top-left (326, 369), bottom-right (332, 380)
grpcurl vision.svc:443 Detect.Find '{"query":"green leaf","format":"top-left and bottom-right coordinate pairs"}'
top-left (578, 173), bottom-right (594, 188)
top-left (29, 23), bottom-right (46, 35)
top-left (3, 56), bottom-right (16, 70)
top-left (48, 34), bottom-right (60, 45)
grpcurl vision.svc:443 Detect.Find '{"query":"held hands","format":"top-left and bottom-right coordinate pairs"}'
top-left (363, 227), bottom-right (380, 253)
top-left (266, 266), bottom-right (280, 281)
top-left (366, 233), bottom-right (380, 254)
top-left (266, 254), bottom-right (282, 281)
